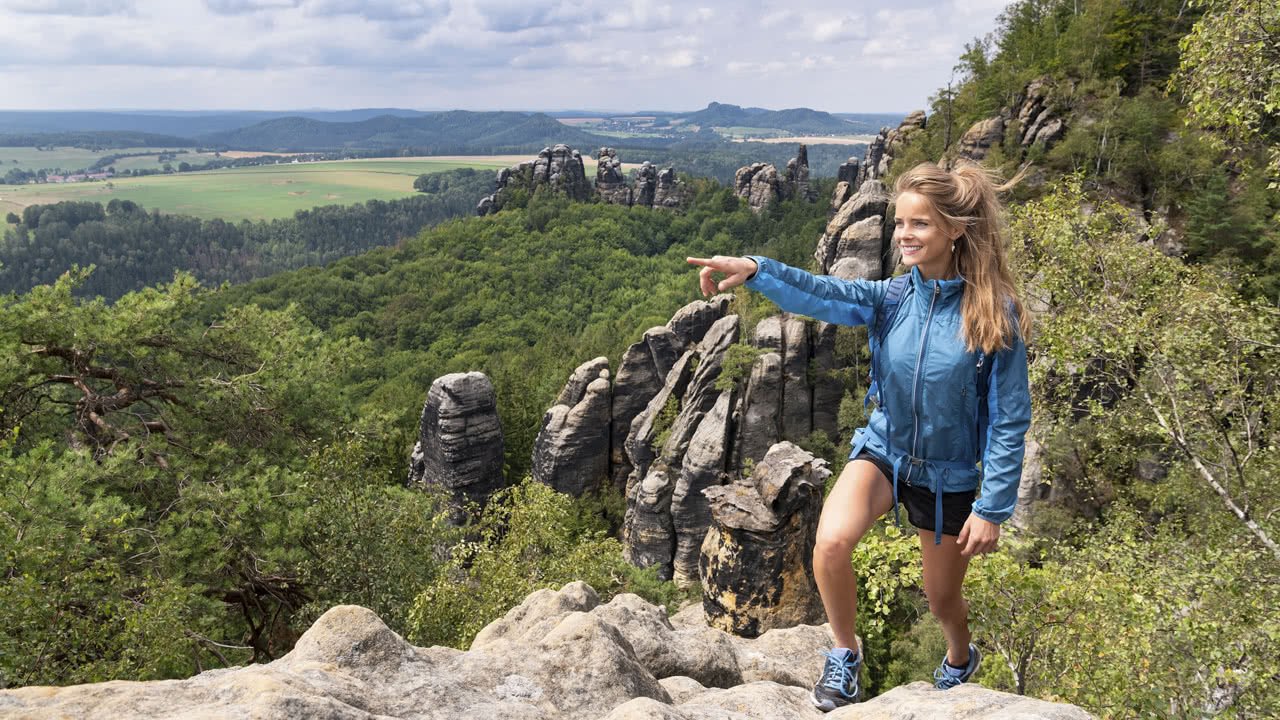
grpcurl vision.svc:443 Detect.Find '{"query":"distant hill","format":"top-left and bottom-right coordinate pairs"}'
top-left (831, 113), bottom-right (911, 134)
top-left (197, 111), bottom-right (611, 152)
top-left (0, 130), bottom-right (197, 149)
top-left (0, 109), bottom-right (434, 138)
top-left (678, 102), bottom-right (856, 134)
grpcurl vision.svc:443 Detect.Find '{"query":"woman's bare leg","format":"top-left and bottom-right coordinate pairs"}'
top-left (917, 529), bottom-right (973, 665)
top-left (812, 459), bottom-right (896, 651)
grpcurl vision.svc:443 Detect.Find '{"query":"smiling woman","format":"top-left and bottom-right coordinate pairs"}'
top-left (687, 160), bottom-right (1030, 710)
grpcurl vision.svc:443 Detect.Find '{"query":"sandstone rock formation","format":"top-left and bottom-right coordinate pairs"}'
top-left (633, 162), bottom-right (659, 208)
top-left (701, 442), bottom-right (828, 637)
top-left (815, 179), bottom-right (894, 280)
top-left (654, 166), bottom-right (691, 210)
top-left (858, 111), bottom-right (927, 186)
top-left (532, 357), bottom-right (612, 496)
top-left (950, 77), bottom-right (1068, 167)
top-left (0, 582), bottom-right (1097, 719)
top-left (595, 147), bottom-right (632, 206)
top-left (734, 146), bottom-right (813, 213)
top-left (478, 145), bottom-right (687, 214)
top-left (407, 371), bottom-right (505, 515)
top-left (478, 144), bottom-right (591, 214)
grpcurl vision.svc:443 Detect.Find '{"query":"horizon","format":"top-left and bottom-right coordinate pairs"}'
top-left (0, 0), bottom-right (1008, 114)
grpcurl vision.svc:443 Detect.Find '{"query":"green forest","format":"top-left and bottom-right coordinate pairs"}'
top-left (1, 0), bottom-right (1278, 716)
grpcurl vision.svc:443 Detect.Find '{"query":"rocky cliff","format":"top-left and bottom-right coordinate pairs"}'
top-left (0, 582), bottom-right (1097, 719)
top-left (407, 371), bottom-right (506, 517)
top-left (734, 145), bottom-right (815, 213)
top-left (478, 145), bottom-right (689, 214)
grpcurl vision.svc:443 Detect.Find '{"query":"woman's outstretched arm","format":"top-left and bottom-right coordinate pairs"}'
top-left (688, 255), bottom-right (886, 328)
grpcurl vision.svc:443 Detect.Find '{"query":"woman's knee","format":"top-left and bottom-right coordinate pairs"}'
top-left (926, 589), bottom-right (968, 620)
top-left (813, 530), bottom-right (857, 566)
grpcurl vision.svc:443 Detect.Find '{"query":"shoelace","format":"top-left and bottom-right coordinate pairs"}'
top-left (933, 660), bottom-right (968, 689)
top-left (819, 649), bottom-right (859, 693)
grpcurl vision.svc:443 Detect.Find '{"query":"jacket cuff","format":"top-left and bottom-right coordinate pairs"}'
top-left (971, 503), bottom-right (1012, 525)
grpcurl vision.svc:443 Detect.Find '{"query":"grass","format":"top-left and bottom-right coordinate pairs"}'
top-left (713, 126), bottom-right (792, 139)
top-left (0, 157), bottom-right (516, 222)
top-left (0, 146), bottom-right (212, 174)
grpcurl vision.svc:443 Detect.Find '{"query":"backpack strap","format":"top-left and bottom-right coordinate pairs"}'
top-left (863, 275), bottom-right (911, 416)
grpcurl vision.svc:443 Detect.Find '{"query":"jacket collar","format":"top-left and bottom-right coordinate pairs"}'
top-left (909, 265), bottom-right (966, 304)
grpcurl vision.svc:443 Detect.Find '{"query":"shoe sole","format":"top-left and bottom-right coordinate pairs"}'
top-left (810, 690), bottom-right (852, 712)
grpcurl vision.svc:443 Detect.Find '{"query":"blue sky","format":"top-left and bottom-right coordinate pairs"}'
top-left (0, 0), bottom-right (1011, 113)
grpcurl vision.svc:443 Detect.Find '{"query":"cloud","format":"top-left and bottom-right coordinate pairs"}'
top-left (811, 14), bottom-right (864, 43)
top-left (205, 0), bottom-right (300, 15)
top-left (303, 0), bottom-right (446, 21)
top-left (758, 10), bottom-right (791, 28)
top-left (4, 0), bottom-right (133, 15)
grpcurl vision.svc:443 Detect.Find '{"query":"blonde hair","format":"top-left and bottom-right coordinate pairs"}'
top-left (893, 162), bottom-right (1030, 354)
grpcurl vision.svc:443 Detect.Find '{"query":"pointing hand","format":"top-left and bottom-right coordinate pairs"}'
top-left (686, 256), bottom-right (758, 297)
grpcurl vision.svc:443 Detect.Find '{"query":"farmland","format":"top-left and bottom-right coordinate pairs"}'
top-left (0, 146), bottom-right (211, 173)
top-left (0, 156), bottom-right (523, 222)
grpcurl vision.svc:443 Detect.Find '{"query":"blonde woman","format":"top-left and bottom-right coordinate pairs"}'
top-left (688, 162), bottom-right (1030, 709)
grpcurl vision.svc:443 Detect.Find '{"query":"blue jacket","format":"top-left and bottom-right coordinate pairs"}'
top-left (744, 256), bottom-right (1030, 537)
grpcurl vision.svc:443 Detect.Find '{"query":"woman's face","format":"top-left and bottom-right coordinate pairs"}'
top-left (894, 191), bottom-right (960, 281)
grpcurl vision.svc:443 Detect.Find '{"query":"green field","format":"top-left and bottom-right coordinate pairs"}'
top-left (0, 146), bottom-right (214, 174)
top-left (713, 126), bottom-right (792, 139)
top-left (0, 157), bottom-right (514, 222)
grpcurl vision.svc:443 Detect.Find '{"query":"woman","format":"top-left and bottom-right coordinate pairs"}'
top-left (687, 162), bottom-right (1030, 709)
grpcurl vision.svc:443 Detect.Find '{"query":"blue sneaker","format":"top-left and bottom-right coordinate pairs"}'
top-left (934, 643), bottom-right (982, 689)
top-left (811, 647), bottom-right (860, 711)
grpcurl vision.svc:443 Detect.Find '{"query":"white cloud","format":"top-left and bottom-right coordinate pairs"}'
top-left (5, 0), bottom-right (133, 15)
top-left (811, 14), bottom-right (863, 43)
top-left (0, 0), bottom-right (1014, 113)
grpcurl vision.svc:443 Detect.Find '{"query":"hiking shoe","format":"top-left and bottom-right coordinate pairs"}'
top-left (934, 643), bottom-right (982, 689)
top-left (811, 647), bottom-right (861, 711)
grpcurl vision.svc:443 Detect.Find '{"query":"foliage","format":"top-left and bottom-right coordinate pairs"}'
top-left (1171, 0), bottom-right (1280, 185)
top-left (405, 478), bottom-right (631, 649)
top-left (969, 512), bottom-right (1279, 717)
top-left (0, 168), bottom-right (495, 299)
top-left (1012, 177), bottom-right (1280, 559)
top-left (849, 524), bottom-right (924, 696)
top-left (715, 343), bottom-right (767, 391)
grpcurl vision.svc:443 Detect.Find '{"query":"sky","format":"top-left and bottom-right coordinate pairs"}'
top-left (0, 0), bottom-right (1012, 114)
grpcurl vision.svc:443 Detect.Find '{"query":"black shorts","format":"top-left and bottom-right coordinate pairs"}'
top-left (853, 452), bottom-right (976, 537)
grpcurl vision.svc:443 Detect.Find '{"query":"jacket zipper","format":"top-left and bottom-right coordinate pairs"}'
top-left (909, 283), bottom-right (941, 464)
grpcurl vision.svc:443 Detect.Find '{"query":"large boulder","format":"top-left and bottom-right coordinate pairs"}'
top-left (815, 180), bottom-right (892, 278)
top-left (653, 167), bottom-right (690, 211)
top-left (734, 162), bottom-right (781, 213)
top-left (700, 442), bottom-right (829, 637)
top-left (633, 162), bottom-right (658, 208)
top-left (407, 371), bottom-right (505, 515)
top-left (955, 116), bottom-right (1005, 164)
top-left (531, 358), bottom-right (612, 496)
top-left (612, 327), bottom-right (682, 491)
top-left (596, 147), bottom-right (632, 206)
top-left (0, 582), bottom-right (1098, 719)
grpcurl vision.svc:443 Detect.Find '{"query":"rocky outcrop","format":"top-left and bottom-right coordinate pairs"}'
top-left (1, 582), bottom-right (1098, 719)
top-left (633, 162), bottom-right (659, 209)
top-left (407, 371), bottom-right (505, 515)
top-left (734, 146), bottom-right (814, 213)
top-left (814, 179), bottom-right (893, 280)
top-left (955, 115), bottom-right (1005, 164)
top-left (859, 111), bottom-right (927, 185)
top-left (734, 162), bottom-right (780, 213)
top-left (701, 442), bottom-right (829, 638)
top-left (785, 145), bottom-right (814, 203)
top-left (477, 144), bottom-right (591, 214)
top-left (624, 314), bottom-right (741, 580)
top-left (654, 167), bottom-right (691, 210)
top-left (532, 358), bottom-right (612, 496)
top-left (949, 77), bottom-right (1068, 167)
top-left (479, 146), bottom-right (687, 214)
top-left (596, 147), bottom-right (632, 206)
